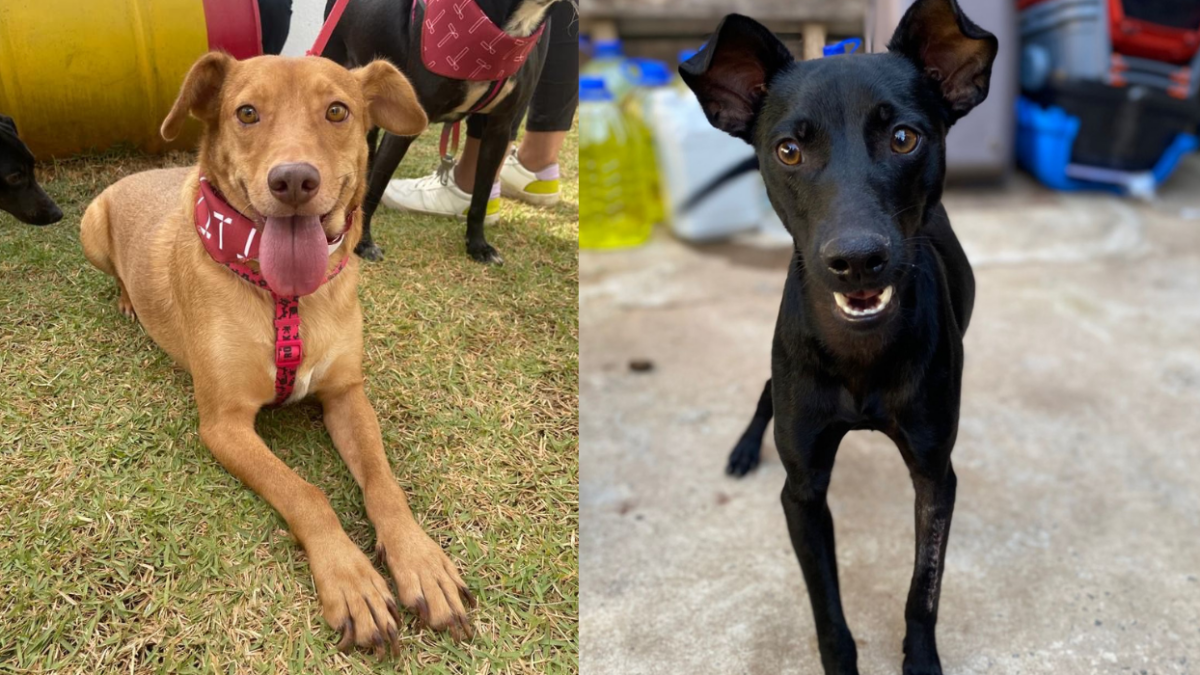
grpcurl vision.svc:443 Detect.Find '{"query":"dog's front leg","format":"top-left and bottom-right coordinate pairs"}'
top-left (464, 114), bottom-right (510, 265)
top-left (900, 455), bottom-right (957, 675)
top-left (320, 381), bottom-right (474, 640)
top-left (196, 401), bottom-right (401, 652)
top-left (357, 131), bottom-right (417, 262)
top-left (775, 384), bottom-right (858, 674)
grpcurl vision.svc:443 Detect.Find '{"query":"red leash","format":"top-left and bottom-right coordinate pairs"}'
top-left (307, 0), bottom-right (353, 57)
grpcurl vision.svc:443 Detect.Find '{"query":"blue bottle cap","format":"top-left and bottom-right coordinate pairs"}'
top-left (823, 38), bottom-right (862, 57)
top-left (593, 39), bottom-right (623, 59)
top-left (624, 58), bottom-right (672, 87)
top-left (580, 76), bottom-right (613, 102)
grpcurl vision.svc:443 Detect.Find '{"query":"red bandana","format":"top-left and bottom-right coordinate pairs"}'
top-left (193, 175), bottom-right (352, 407)
top-left (418, 0), bottom-right (545, 82)
top-left (193, 176), bottom-right (347, 266)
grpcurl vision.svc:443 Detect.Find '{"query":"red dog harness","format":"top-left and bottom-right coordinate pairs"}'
top-left (194, 176), bottom-right (351, 406)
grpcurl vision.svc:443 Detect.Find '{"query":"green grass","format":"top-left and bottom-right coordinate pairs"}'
top-left (0, 129), bottom-right (578, 674)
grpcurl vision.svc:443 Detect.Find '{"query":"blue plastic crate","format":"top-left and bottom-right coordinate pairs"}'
top-left (1016, 96), bottom-right (1198, 195)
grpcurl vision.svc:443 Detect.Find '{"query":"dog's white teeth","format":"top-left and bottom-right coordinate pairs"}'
top-left (833, 286), bottom-right (895, 319)
top-left (878, 286), bottom-right (894, 308)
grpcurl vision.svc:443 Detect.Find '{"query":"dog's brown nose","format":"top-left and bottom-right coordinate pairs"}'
top-left (268, 163), bottom-right (321, 206)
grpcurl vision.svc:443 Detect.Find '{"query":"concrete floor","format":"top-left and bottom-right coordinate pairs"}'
top-left (580, 160), bottom-right (1200, 674)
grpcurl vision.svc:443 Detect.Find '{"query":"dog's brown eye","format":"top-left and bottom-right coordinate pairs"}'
top-left (891, 127), bottom-right (919, 154)
top-left (236, 105), bottom-right (259, 125)
top-left (3, 172), bottom-right (22, 186)
top-left (776, 140), bottom-right (803, 166)
top-left (326, 103), bottom-right (349, 123)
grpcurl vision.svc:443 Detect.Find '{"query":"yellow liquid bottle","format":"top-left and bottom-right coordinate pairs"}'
top-left (579, 77), bottom-right (652, 249)
top-left (621, 59), bottom-right (671, 228)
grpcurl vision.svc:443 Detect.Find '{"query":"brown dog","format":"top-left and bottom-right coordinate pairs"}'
top-left (80, 53), bottom-right (474, 651)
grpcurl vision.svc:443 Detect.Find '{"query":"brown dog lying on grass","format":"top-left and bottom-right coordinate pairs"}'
top-left (80, 53), bottom-right (474, 652)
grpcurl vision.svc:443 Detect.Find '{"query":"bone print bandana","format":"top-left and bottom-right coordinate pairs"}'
top-left (418, 0), bottom-right (545, 82)
top-left (194, 175), bottom-right (347, 267)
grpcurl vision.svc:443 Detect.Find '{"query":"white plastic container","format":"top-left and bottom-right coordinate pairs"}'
top-left (642, 77), bottom-right (769, 242)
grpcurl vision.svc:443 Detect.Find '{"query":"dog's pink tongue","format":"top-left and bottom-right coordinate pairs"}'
top-left (259, 215), bottom-right (329, 297)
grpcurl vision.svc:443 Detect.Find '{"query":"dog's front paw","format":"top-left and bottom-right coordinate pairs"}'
top-left (378, 530), bottom-right (475, 641)
top-left (726, 434), bottom-right (762, 477)
top-left (467, 240), bottom-right (503, 265)
top-left (118, 295), bottom-right (137, 321)
top-left (902, 633), bottom-right (942, 675)
top-left (902, 662), bottom-right (943, 675)
top-left (311, 540), bottom-right (402, 655)
top-left (355, 240), bottom-right (385, 262)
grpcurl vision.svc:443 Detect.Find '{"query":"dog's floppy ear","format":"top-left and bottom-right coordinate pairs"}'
top-left (888, 0), bottom-right (998, 124)
top-left (679, 14), bottom-right (794, 142)
top-left (161, 51), bottom-right (234, 141)
top-left (353, 60), bottom-right (428, 137)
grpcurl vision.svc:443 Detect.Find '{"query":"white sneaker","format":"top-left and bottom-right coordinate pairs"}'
top-left (381, 169), bottom-right (500, 224)
top-left (500, 149), bottom-right (561, 206)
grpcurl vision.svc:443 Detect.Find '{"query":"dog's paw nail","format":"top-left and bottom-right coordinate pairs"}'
top-left (458, 584), bottom-right (477, 609)
top-left (415, 596), bottom-right (430, 625)
top-left (454, 613), bottom-right (474, 640)
top-left (336, 619), bottom-right (355, 652)
top-left (386, 597), bottom-right (402, 625)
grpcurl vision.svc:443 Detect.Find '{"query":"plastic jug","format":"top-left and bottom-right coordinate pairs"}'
top-left (582, 39), bottom-right (635, 102)
top-left (621, 58), bottom-right (672, 227)
top-left (642, 53), bottom-right (767, 241)
top-left (579, 77), bottom-right (653, 249)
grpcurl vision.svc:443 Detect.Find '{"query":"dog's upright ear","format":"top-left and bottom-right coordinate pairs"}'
top-left (679, 14), bottom-right (794, 142)
top-left (0, 115), bottom-right (34, 162)
top-left (353, 60), bottom-right (428, 137)
top-left (161, 51), bottom-right (234, 141)
top-left (888, 0), bottom-right (998, 124)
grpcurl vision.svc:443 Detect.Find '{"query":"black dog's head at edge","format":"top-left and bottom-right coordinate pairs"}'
top-left (680, 0), bottom-right (996, 348)
top-left (0, 115), bottom-right (64, 226)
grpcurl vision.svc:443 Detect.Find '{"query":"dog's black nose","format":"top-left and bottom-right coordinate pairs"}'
top-left (822, 235), bottom-right (890, 284)
top-left (268, 163), bottom-right (321, 206)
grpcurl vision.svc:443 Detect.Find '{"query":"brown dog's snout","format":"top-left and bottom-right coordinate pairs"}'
top-left (268, 163), bottom-right (321, 206)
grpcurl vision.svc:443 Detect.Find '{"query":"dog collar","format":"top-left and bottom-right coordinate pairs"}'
top-left (416, 0), bottom-right (544, 82)
top-left (193, 174), bottom-right (353, 407)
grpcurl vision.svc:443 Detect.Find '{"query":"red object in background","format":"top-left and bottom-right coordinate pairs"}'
top-left (1108, 0), bottom-right (1200, 65)
top-left (202, 0), bottom-right (264, 60)
top-left (1017, 0), bottom-right (1053, 10)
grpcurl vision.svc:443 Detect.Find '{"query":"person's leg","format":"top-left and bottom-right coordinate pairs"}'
top-left (453, 135), bottom-right (485, 192)
top-left (517, 131), bottom-right (568, 172)
top-left (499, 2), bottom-right (578, 205)
top-left (258, 0), bottom-right (293, 55)
top-left (378, 115), bottom-right (500, 223)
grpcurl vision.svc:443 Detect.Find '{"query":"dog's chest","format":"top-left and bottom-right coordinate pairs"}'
top-left (452, 80), bottom-right (516, 115)
top-left (836, 386), bottom-right (895, 430)
top-left (277, 353), bottom-right (334, 404)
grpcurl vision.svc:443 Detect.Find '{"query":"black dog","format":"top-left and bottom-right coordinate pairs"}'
top-left (0, 115), bottom-right (63, 226)
top-left (322, 0), bottom-right (559, 264)
top-left (681, 0), bottom-right (996, 672)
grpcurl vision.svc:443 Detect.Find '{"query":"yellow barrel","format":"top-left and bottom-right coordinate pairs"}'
top-left (0, 0), bottom-right (262, 158)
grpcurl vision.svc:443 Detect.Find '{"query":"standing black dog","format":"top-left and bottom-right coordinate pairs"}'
top-left (0, 115), bottom-right (63, 226)
top-left (680, 0), bottom-right (996, 672)
top-left (322, 0), bottom-right (559, 264)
